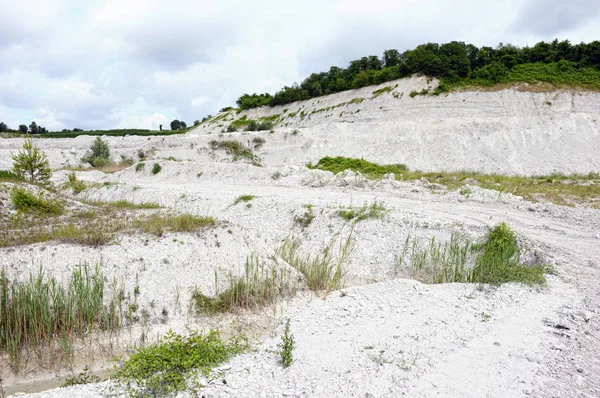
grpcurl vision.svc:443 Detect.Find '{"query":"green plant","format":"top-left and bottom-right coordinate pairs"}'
top-left (294, 204), bottom-right (315, 229)
top-left (233, 194), bottom-right (255, 206)
top-left (64, 172), bottom-right (88, 194)
top-left (210, 140), bottom-right (261, 165)
top-left (151, 163), bottom-right (162, 175)
top-left (192, 255), bottom-right (295, 314)
top-left (278, 232), bottom-right (354, 293)
top-left (0, 264), bottom-right (121, 371)
top-left (0, 170), bottom-right (24, 182)
top-left (278, 319), bottom-right (294, 368)
top-left (82, 137), bottom-right (111, 166)
top-left (337, 201), bottom-right (387, 222)
top-left (115, 330), bottom-right (249, 396)
top-left (402, 223), bottom-right (551, 286)
top-left (135, 163), bottom-right (145, 172)
top-left (10, 186), bottom-right (64, 215)
top-left (308, 156), bottom-right (407, 179)
top-left (61, 366), bottom-right (101, 387)
top-left (252, 137), bottom-right (266, 149)
top-left (133, 214), bottom-right (216, 237)
top-left (11, 135), bottom-right (52, 184)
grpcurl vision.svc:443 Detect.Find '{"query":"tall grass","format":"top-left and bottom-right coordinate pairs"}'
top-left (0, 264), bottom-right (122, 371)
top-left (278, 231), bottom-right (354, 293)
top-left (133, 214), bottom-right (216, 236)
top-left (307, 156), bottom-right (407, 179)
top-left (399, 223), bottom-right (550, 285)
top-left (192, 255), bottom-right (296, 314)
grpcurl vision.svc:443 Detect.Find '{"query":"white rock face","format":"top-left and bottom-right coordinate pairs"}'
top-left (2, 77), bottom-right (600, 397)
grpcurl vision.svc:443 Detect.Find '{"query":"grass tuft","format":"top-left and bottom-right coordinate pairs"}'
top-left (337, 201), bottom-right (387, 222)
top-left (308, 156), bottom-right (407, 179)
top-left (232, 194), bottom-right (255, 206)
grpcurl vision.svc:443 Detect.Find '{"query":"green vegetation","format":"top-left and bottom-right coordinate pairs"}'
top-left (133, 214), bottom-right (216, 237)
top-left (64, 172), bottom-right (87, 194)
top-left (61, 366), bottom-right (101, 387)
top-left (99, 199), bottom-right (161, 210)
top-left (337, 201), bottom-right (387, 222)
top-left (135, 162), bottom-right (145, 172)
top-left (81, 137), bottom-right (111, 167)
top-left (210, 140), bottom-right (261, 165)
top-left (232, 194), bottom-right (255, 206)
top-left (10, 186), bottom-right (64, 215)
top-left (294, 204), bottom-right (315, 229)
top-left (308, 156), bottom-right (407, 179)
top-left (278, 319), bottom-right (294, 368)
top-left (151, 163), bottom-right (162, 175)
top-left (0, 264), bottom-right (121, 371)
top-left (235, 40), bottom-right (600, 109)
top-left (246, 120), bottom-right (274, 131)
top-left (398, 223), bottom-right (551, 285)
top-left (308, 156), bottom-right (600, 208)
top-left (0, 170), bottom-right (23, 182)
top-left (11, 135), bottom-right (52, 184)
top-left (278, 233), bottom-right (354, 292)
top-left (371, 85), bottom-right (395, 98)
top-left (192, 255), bottom-right (295, 314)
top-left (115, 330), bottom-right (249, 396)
top-left (38, 128), bottom-right (191, 138)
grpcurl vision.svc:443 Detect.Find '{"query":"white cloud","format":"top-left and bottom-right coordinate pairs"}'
top-left (0, 0), bottom-right (598, 130)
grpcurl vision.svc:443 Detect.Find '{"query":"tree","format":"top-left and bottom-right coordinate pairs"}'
top-left (82, 137), bottom-right (111, 167)
top-left (11, 135), bottom-right (52, 184)
top-left (180, 121), bottom-right (187, 129)
top-left (170, 119), bottom-right (181, 130)
top-left (29, 121), bottom-right (39, 134)
top-left (19, 125), bottom-right (28, 134)
top-left (0, 122), bottom-right (8, 132)
top-left (193, 120), bottom-right (200, 126)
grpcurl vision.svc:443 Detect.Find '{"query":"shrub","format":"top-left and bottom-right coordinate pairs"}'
top-left (308, 156), bottom-right (407, 179)
top-left (11, 135), bottom-right (52, 184)
top-left (65, 172), bottom-right (87, 194)
top-left (135, 163), bottom-right (145, 172)
top-left (115, 330), bottom-right (248, 396)
top-left (226, 124), bottom-right (237, 132)
top-left (233, 194), bottom-right (255, 205)
top-left (82, 137), bottom-right (110, 166)
top-left (10, 186), bottom-right (64, 215)
top-left (152, 163), bottom-right (162, 174)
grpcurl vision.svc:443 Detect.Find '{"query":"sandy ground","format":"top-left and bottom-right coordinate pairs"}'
top-left (1, 77), bottom-right (599, 397)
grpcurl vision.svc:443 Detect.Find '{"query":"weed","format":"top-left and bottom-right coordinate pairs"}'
top-left (402, 223), bottom-right (550, 286)
top-left (64, 172), bottom-right (88, 194)
top-left (278, 319), bottom-right (294, 368)
top-left (135, 163), bottom-right (145, 172)
top-left (0, 264), bottom-right (122, 371)
top-left (294, 204), bottom-right (315, 229)
top-left (192, 255), bottom-right (295, 313)
top-left (134, 214), bottom-right (216, 237)
top-left (210, 140), bottom-right (261, 165)
top-left (61, 366), bottom-right (101, 387)
top-left (252, 137), bottom-right (266, 149)
top-left (308, 156), bottom-right (407, 179)
top-left (0, 170), bottom-right (23, 182)
top-left (233, 194), bottom-right (255, 206)
top-left (371, 86), bottom-right (394, 98)
top-left (151, 163), bottom-right (162, 175)
top-left (115, 329), bottom-right (249, 396)
top-left (337, 201), bottom-right (387, 222)
top-left (459, 187), bottom-right (472, 197)
top-left (10, 186), bottom-right (64, 215)
top-left (278, 231), bottom-right (354, 293)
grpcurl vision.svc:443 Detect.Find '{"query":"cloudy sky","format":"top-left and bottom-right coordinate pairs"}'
top-left (0, 0), bottom-right (599, 131)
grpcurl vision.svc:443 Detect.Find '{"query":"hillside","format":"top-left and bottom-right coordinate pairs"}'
top-left (1, 78), bottom-right (599, 397)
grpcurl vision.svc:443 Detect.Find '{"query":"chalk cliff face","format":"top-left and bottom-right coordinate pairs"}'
top-left (195, 76), bottom-right (600, 175)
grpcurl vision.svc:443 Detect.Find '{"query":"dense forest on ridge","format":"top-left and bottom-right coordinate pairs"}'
top-left (236, 39), bottom-right (600, 109)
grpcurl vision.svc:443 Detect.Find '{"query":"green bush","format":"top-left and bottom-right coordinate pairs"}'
top-left (10, 186), bottom-right (64, 215)
top-left (82, 137), bottom-right (110, 166)
top-left (307, 156), bottom-right (407, 179)
top-left (115, 330), bottom-right (249, 396)
top-left (152, 163), bottom-right (162, 175)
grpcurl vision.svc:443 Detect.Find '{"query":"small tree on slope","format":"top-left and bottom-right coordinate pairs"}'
top-left (11, 135), bottom-right (52, 184)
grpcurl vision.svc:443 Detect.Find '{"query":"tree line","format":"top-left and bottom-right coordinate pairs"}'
top-left (235, 39), bottom-right (600, 109)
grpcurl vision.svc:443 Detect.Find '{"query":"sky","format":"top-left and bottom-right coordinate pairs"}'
top-left (0, 0), bottom-right (599, 131)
